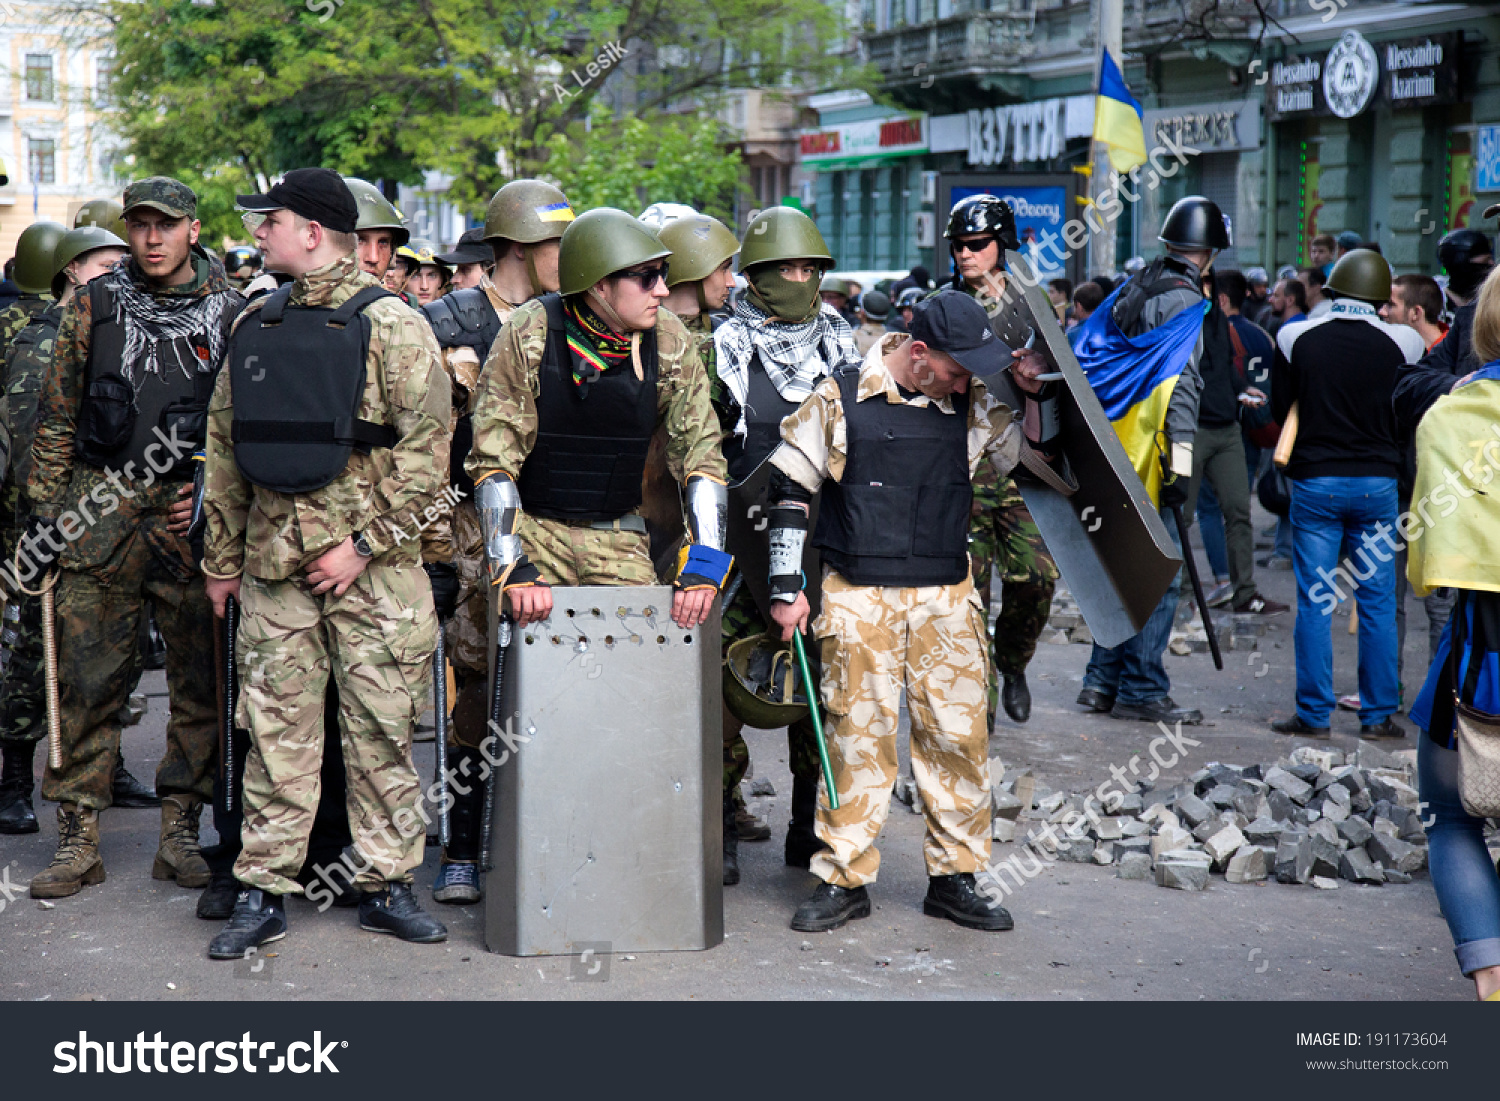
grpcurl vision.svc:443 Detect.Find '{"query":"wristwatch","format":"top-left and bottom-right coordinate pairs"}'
top-left (352, 531), bottom-right (374, 558)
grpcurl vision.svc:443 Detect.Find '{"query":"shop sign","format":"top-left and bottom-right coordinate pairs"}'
top-left (1266, 30), bottom-right (1459, 120)
top-left (1142, 99), bottom-right (1261, 154)
top-left (799, 114), bottom-right (927, 165)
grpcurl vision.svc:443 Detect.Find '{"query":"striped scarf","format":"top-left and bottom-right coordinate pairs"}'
top-left (564, 299), bottom-right (633, 391)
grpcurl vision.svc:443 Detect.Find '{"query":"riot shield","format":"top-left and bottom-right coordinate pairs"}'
top-left (726, 453), bottom-right (822, 625)
top-left (982, 252), bottom-right (1181, 649)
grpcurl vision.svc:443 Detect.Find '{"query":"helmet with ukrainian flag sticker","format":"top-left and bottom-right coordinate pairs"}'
top-left (484, 179), bottom-right (575, 245)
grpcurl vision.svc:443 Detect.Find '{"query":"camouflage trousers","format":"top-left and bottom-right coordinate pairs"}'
top-left (720, 578), bottom-right (822, 804)
top-left (41, 529), bottom-right (217, 810)
top-left (443, 500), bottom-right (490, 752)
top-left (232, 563), bottom-right (437, 895)
top-left (969, 476), bottom-right (1057, 723)
top-left (809, 570), bottom-right (993, 889)
top-left (0, 516), bottom-right (45, 749)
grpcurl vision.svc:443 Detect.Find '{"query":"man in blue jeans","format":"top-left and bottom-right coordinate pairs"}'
top-left (1269, 249), bottom-right (1423, 739)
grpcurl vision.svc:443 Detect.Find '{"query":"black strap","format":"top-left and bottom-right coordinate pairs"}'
top-left (257, 285), bottom-right (294, 324)
top-left (232, 417), bottom-right (397, 449)
top-left (328, 286), bottom-right (394, 328)
top-left (541, 292), bottom-right (566, 332)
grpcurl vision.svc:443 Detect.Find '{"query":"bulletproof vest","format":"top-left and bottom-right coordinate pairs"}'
top-left (423, 288), bottom-right (503, 500)
top-left (723, 350), bottom-right (802, 485)
top-left (4, 303), bottom-right (62, 491)
top-left (76, 280), bottom-right (240, 481)
top-left (515, 293), bottom-right (658, 522)
top-left (227, 285), bottom-right (398, 494)
top-left (813, 369), bottom-right (972, 587)
top-left (1111, 256), bottom-right (1201, 336)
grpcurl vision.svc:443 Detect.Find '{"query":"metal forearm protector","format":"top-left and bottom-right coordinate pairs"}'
top-left (768, 504), bottom-right (808, 603)
top-left (684, 473), bottom-right (728, 551)
top-left (475, 473), bottom-right (539, 588)
top-left (1023, 380), bottom-right (1062, 453)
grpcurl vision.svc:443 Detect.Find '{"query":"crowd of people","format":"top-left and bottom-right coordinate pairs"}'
top-left (0, 172), bottom-right (1496, 999)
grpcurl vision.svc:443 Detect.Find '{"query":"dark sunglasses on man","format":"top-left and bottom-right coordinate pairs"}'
top-left (615, 261), bottom-right (670, 289)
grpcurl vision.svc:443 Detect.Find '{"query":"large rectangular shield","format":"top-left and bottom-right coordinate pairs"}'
top-left (483, 586), bottom-right (724, 957)
top-left (986, 252), bottom-right (1181, 649)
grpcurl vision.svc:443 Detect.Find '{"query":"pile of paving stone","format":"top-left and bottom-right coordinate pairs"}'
top-left (902, 740), bottom-right (1450, 893)
top-left (1039, 584), bottom-right (1269, 654)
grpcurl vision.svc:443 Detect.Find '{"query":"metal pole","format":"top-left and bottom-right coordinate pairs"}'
top-left (1093, 0), bottom-right (1125, 277)
top-left (433, 629), bottom-right (450, 848)
top-left (1169, 505), bottom-right (1223, 671)
top-left (479, 613), bottom-right (511, 873)
top-left (221, 595), bottom-right (240, 814)
top-left (42, 578), bottom-right (60, 770)
top-left (791, 629), bottom-right (838, 811)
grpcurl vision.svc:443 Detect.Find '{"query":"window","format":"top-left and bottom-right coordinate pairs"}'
top-left (96, 56), bottom-right (114, 101)
top-left (29, 139), bottom-right (56, 185)
top-left (25, 54), bottom-right (55, 101)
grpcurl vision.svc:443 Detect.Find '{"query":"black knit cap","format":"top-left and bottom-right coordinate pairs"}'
top-left (237, 168), bottom-right (358, 234)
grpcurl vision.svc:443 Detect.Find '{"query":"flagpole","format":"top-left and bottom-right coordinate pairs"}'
top-left (1094, 0), bottom-right (1125, 278)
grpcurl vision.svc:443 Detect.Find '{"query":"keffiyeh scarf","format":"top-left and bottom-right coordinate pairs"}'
top-left (99, 258), bottom-right (230, 389)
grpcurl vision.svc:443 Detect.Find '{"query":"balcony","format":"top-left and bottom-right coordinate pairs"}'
top-left (1124, 0), bottom-right (1277, 55)
top-left (863, 7), bottom-right (1037, 94)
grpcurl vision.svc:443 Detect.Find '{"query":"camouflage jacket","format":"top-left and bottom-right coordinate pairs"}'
top-left (202, 254), bottom-right (451, 581)
top-left (0, 295), bottom-right (52, 358)
top-left (28, 253), bottom-right (243, 573)
top-left (3, 301), bottom-right (63, 498)
top-left (465, 300), bottom-right (727, 489)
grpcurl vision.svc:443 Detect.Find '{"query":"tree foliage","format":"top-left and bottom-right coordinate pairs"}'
top-left (105, 0), bottom-right (870, 227)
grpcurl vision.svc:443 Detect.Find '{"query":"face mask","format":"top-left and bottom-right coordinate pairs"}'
top-left (747, 266), bottom-right (822, 324)
top-left (1448, 260), bottom-right (1492, 301)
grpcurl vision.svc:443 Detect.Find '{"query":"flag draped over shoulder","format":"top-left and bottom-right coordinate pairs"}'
top-left (1071, 285), bottom-right (1207, 506)
top-left (1094, 50), bottom-right (1147, 174)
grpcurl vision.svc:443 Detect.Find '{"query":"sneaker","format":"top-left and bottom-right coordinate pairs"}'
top-left (1271, 714), bottom-right (1331, 738)
top-left (790, 883), bottom-right (871, 933)
top-left (197, 869), bottom-right (240, 921)
top-left (1233, 593), bottom-right (1288, 616)
top-left (208, 889), bottom-right (287, 960)
top-left (432, 860), bottom-right (482, 905)
top-left (359, 883), bottom-right (448, 943)
top-left (1360, 717), bottom-right (1406, 741)
top-left (1204, 580), bottom-right (1234, 608)
top-left (923, 873), bottom-right (1013, 931)
top-left (1337, 694), bottom-right (1361, 712)
top-left (1109, 697), bottom-right (1204, 725)
top-left (1257, 554), bottom-right (1293, 571)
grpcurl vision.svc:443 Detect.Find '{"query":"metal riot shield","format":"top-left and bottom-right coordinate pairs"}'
top-left (482, 586), bottom-right (724, 956)
top-left (982, 252), bottom-right (1181, 649)
top-left (725, 451), bottom-right (822, 624)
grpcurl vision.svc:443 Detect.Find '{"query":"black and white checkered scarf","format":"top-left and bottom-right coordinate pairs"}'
top-left (713, 297), bottom-right (860, 439)
top-left (98, 255), bottom-right (231, 389)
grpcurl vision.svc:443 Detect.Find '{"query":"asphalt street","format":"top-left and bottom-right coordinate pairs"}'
top-left (0, 509), bottom-right (1469, 1001)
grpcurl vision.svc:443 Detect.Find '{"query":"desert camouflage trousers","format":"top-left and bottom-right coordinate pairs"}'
top-left (232, 563), bottom-right (437, 895)
top-left (41, 527), bottom-right (216, 810)
top-left (809, 569), bottom-right (993, 888)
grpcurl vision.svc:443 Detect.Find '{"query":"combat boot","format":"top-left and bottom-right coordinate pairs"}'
top-left (30, 805), bottom-right (105, 899)
top-left (154, 794), bottom-right (211, 888)
top-left (111, 754), bottom-right (160, 808)
top-left (208, 889), bottom-right (287, 960)
top-left (0, 743), bottom-right (39, 834)
top-left (722, 791), bottom-right (740, 886)
top-left (784, 774), bottom-right (829, 869)
top-left (790, 882), bottom-right (870, 932)
top-left (359, 883), bottom-right (448, 943)
top-left (923, 872), bottom-right (1014, 931)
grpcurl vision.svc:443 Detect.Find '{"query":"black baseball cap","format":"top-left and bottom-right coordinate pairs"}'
top-left (437, 227), bottom-right (493, 266)
top-left (908, 289), bottom-right (1011, 377)
top-left (237, 168), bottom-right (358, 234)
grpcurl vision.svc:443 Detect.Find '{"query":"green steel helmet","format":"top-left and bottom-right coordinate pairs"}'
top-left (738, 206), bottom-right (833, 273)
top-left (723, 635), bottom-right (811, 730)
top-left (73, 199), bottom-right (126, 240)
top-left (557, 208), bottom-right (669, 296)
top-left (343, 177), bottom-right (410, 247)
top-left (1325, 248), bottom-right (1392, 305)
top-left (484, 179), bottom-right (575, 245)
top-left (658, 214), bottom-right (739, 287)
top-left (49, 225), bottom-right (127, 298)
top-left (13, 220), bottom-right (68, 295)
top-left (819, 275), bottom-right (851, 297)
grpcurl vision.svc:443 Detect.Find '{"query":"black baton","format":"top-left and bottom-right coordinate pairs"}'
top-left (1169, 504), bottom-right (1223, 671)
top-left (479, 613), bottom-right (511, 873)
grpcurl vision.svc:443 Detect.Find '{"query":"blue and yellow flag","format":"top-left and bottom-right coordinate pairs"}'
top-left (1072, 286), bottom-right (1207, 506)
top-left (1094, 50), bottom-right (1147, 174)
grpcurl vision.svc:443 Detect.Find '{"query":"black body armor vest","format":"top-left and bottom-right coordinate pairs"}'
top-left (813, 369), bottom-right (972, 587)
top-left (724, 352), bottom-right (802, 485)
top-left (1111, 256), bottom-right (1201, 335)
top-left (227, 285), bottom-right (397, 494)
top-left (76, 280), bottom-right (240, 480)
top-left (423, 288), bottom-right (503, 500)
top-left (515, 294), bottom-right (659, 522)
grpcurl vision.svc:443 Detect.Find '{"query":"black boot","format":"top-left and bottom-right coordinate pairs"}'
top-left (208, 889), bottom-right (287, 959)
top-left (1001, 673), bottom-right (1031, 723)
top-left (111, 755), bottom-right (161, 808)
top-left (923, 873), bottom-right (1013, 931)
top-left (790, 882), bottom-right (870, 932)
top-left (0, 743), bottom-right (38, 835)
top-left (359, 883), bottom-right (448, 943)
top-left (722, 791), bottom-right (740, 886)
top-left (784, 774), bottom-right (828, 869)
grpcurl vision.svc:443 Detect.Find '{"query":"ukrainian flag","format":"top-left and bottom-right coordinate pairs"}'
top-left (1094, 50), bottom-right (1148, 174)
top-left (1072, 285), bottom-right (1207, 507)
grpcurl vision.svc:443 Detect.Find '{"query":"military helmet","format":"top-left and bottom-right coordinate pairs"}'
top-left (860, 289), bottom-right (891, 321)
top-left (896, 286), bottom-right (923, 309)
top-left (343, 177), bottom-right (410, 247)
top-left (945, 194), bottom-right (1020, 253)
top-left (1158, 196), bottom-right (1232, 251)
top-left (723, 635), bottom-right (811, 729)
top-left (1438, 227), bottom-right (1493, 272)
top-left (557, 208), bottom-right (669, 296)
top-left (13, 220), bottom-right (68, 295)
top-left (819, 275), bottom-right (851, 298)
top-left (73, 199), bottom-right (127, 240)
top-left (49, 225), bottom-right (127, 298)
top-left (737, 206), bottom-right (833, 273)
top-left (658, 214), bottom-right (739, 287)
top-left (1325, 248), bottom-right (1392, 305)
top-left (638, 202), bottom-right (700, 230)
top-left (484, 179), bottom-right (574, 245)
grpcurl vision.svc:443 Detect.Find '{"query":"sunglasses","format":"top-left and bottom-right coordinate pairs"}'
top-left (952, 237), bottom-right (996, 255)
top-left (616, 262), bottom-right (670, 289)
top-left (240, 211), bottom-right (267, 232)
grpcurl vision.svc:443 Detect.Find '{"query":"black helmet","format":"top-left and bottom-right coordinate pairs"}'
top-left (945, 194), bottom-right (1019, 252)
top-left (1158, 196), bottom-right (1231, 251)
top-left (1438, 228), bottom-right (1493, 272)
top-left (224, 246), bottom-right (261, 275)
top-left (896, 287), bottom-right (923, 309)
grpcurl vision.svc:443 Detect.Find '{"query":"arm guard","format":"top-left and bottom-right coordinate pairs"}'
top-left (1021, 381), bottom-right (1062, 453)
top-left (767, 504), bottom-right (809, 603)
top-left (684, 473), bottom-right (728, 551)
top-left (475, 473), bottom-right (541, 589)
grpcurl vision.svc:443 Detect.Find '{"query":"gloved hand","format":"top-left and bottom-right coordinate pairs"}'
top-left (1158, 470), bottom-right (1189, 511)
top-left (424, 561), bottom-right (460, 620)
top-left (22, 513), bottom-right (63, 569)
